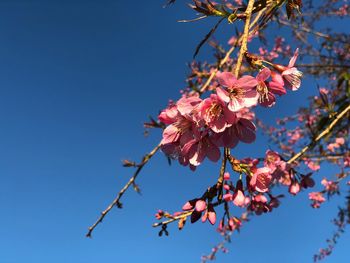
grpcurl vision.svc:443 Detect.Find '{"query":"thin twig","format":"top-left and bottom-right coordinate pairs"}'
top-left (234, 0), bottom-right (256, 78)
top-left (277, 19), bottom-right (330, 39)
top-left (196, 5), bottom-right (266, 95)
top-left (297, 64), bottom-right (350, 69)
top-left (287, 104), bottom-right (350, 164)
top-left (86, 143), bottom-right (161, 237)
top-left (152, 211), bottom-right (193, 228)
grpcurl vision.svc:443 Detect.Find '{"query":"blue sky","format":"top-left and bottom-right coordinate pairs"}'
top-left (0, 1), bottom-right (349, 262)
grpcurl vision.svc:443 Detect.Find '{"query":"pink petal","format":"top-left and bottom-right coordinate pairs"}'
top-left (216, 87), bottom-right (230, 103)
top-left (271, 71), bottom-right (284, 86)
top-left (216, 71), bottom-right (237, 87)
top-left (259, 92), bottom-right (276, 107)
top-left (161, 125), bottom-right (179, 144)
top-left (177, 96), bottom-right (202, 116)
top-left (240, 118), bottom-right (256, 131)
top-left (223, 107), bottom-right (237, 124)
top-left (237, 75), bottom-right (258, 89)
top-left (206, 142), bottom-right (221, 162)
top-left (269, 81), bottom-right (286, 95)
top-left (241, 90), bottom-right (259, 108)
top-left (236, 120), bottom-right (256, 143)
top-left (228, 98), bottom-right (244, 112)
top-left (288, 48), bottom-right (299, 68)
top-left (223, 128), bottom-right (239, 148)
top-left (211, 114), bottom-right (227, 133)
top-left (160, 143), bottom-right (177, 156)
top-left (256, 67), bottom-right (271, 82)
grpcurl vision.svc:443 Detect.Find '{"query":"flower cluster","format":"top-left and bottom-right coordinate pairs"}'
top-left (159, 50), bottom-right (302, 169)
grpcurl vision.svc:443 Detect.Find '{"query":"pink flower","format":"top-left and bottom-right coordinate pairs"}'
top-left (305, 160), bottom-right (320, 171)
top-left (335, 137), bottom-right (345, 145)
top-left (268, 71), bottom-right (286, 93)
top-left (327, 143), bottom-right (338, 152)
top-left (176, 95), bottom-right (202, 117)
top-left (215, 71), bottom-right (258, 112)
top-left (233, 190), bottom-right (245, 207)
top-left (309, 192), bottom-right (326, 208)
top-left (321, 178), bottom-right (338, 193)
top-left (158, 104), bottom-right (179, 124)
top-left (181, 132), bottom-right (221, 166)
top-left (197, 94), bottom-right (237, 133)
top-left (250, 167), bottom-right (272, 193)
top-left (215, 117), bottom-right (256, 148)
top-left (160, 116), bottom-right (194, 145)
top-left (273, 49), bottom-right (303, 91)
top-left (327, 137), bottom-right (345, 152)
top-left (248, 194), bottom-right (270, 215)
top-left (255, 68), bottom-right (273, 106)
top-left (264, 150), bottom-right (282, 172)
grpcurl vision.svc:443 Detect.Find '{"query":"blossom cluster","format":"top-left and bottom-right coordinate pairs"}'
top-left (168, 149), bottom-right (315, 230)
top-left (158, 49), bottom-right (302, 169)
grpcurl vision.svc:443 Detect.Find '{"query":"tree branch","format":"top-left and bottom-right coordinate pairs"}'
top-left (287, 104), bottom-right (350, 164)
top-left (86, 143), bottom-right (161, 237)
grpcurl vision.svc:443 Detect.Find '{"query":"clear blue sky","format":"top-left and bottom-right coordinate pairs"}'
top-left (0, 1), bottom-right (348, 262)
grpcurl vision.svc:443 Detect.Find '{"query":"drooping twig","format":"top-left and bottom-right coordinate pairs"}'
top-left (86, 143), bottom-right (161, 237)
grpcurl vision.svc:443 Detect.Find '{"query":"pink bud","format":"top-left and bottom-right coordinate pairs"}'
top-left (335, 137), bottom-right (345, 145)
top-left (244, 196), bottom-right (251, 206)
top-left (228, 218), bottom-right (235, 230)
top-left (223, 193), bottom-right (233, 201)
top-left (233, 190), bottom-right (245, 207)
top-left (218, 219), bottom-right (224, 232)
top-left (195, 200), bottom-right (207, 212)
top-left (208, 210), bottom-right (216, 225)
top-left (289, 182), bottom-right (301, 195)
top-left (223, 184), bottom-right (230, 191)
top-left (182, 201), bottom-right (193, 211)
top-left (224, 172), bottom-right (230, 180)
top-left (201, 211), bottom-right (208, 223)
top-left (254, 194), bottom-right (268, 203)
